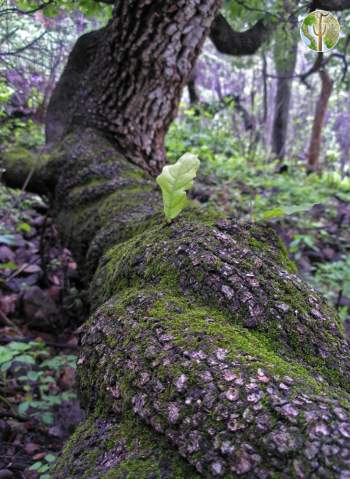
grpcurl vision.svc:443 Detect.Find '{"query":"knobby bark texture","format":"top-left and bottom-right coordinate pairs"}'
top-left (2, 1), bottom-right (350, 478)
top-left (307, 69), bottom-right (334, 172)
top-left (45, 3), bottom-right (273, 178)
top-left (7, 127), bottom-right (349, 479)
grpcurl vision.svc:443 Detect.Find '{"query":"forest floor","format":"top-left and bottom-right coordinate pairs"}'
top-left (0, 158), bottom-right (350, 478)
top-left (0, 186), bottom-right (85, 479)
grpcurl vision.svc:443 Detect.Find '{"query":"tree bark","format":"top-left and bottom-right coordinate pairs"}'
top-left (307, 69), bottom-right (334, 173)
top-left (262, 54), bottom-right (268, 126)
top-left (9, 127), bottom-right (348, 479)
top-left (2, 2), bottom-right (350, 478)
top-left (45, 0), bottom-right (221, 176)
top-left (311, 0), bottom-right (350, 10)
top-left (210, 14), bottom-right (273, 56)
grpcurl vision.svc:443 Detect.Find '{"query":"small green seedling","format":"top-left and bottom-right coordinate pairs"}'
top-left (156, 153), bottom-right (200, 222)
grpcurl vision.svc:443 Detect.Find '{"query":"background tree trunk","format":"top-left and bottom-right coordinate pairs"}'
top-left (307, 69), bottom-right (334, 172)
top-left (271, 36), bottom-right (298, 160)
top-left (188, 66), bottom-right (200, 106)
top-left (271, 1), bottom-right (298, 161)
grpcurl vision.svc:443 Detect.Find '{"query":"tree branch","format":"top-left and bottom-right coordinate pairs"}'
top-left (210, 13), bottom-right (273, 56)
top-left (310, 0), bottom-right (350, 10)
top-left (0, 31), bottom-right (47, 57)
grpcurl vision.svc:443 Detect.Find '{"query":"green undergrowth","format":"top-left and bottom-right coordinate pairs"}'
top-left (0, 338), bottom-right (77, 431)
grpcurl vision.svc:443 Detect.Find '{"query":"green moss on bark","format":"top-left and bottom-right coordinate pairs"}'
top-left (54, 412), bottom-right (200, 479)
top-left (89, 217), bottom-right (350, 392)
top-left (74, 287), bottom-right (350, 477)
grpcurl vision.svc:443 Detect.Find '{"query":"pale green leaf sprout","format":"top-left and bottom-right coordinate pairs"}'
top-left (156, 153), bottom-right (200, 221)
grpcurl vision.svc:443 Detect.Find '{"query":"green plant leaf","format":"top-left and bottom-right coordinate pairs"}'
top-left (0, 347), bottom-right (18, 365)
top-left (14, 354), bottom-right (36, 365)
top-left (45, 454), bottom-right (56, 463)
top-left (0, 262), bottom-right (17, 270)
top-left (16, 222), bottom-right (31, 234)
top-left (261, 207), bottom-right (285, 219)
top-left (262, 203), bottom-right (316, 220)
top-left (18, 401), bottom-right (31, 414)
top-left (30, 462), bottom-right (44, 471)
top-left (8, 342), bottom-right (31, 351)
top-left (41, 412), bottom-right (54, 425)
top-left (156, 153), bottom-right (200, 221)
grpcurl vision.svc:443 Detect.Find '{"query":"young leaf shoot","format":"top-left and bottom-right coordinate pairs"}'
top-left (156, 153), bottom-right (200, 221)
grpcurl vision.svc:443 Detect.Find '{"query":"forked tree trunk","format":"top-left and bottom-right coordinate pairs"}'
top-left (2, 1), bottom-right (350, 478)
top-left (45, 0), bottom-right (221, 175)
top-left (307, 69), bottom-right (334, 172)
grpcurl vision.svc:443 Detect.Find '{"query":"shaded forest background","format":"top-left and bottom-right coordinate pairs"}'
top-left (0, 0), bottom-right (350, 478)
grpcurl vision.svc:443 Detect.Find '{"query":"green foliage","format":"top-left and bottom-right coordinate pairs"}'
top-left (255, 202), bottom-right (317, 221)
top-left (29, 453), bottom-right (57, 479)
top-left (289, 234), bottom-right (317, 257)
top-left (167, 107), bottom-right (350, 218)
top-left (0, 82), bottom-right (14, 104)
top-left (274, 24), bottom-right (298, 72)
top-left (223, 0), bottom-right (280, 24)
top-left (16, 221), bottom-right (31, 234)
top-left (156, 153), bottom-right (200, 221)
top-left (0, 340), bottom-right (77, 425)
top-left (13, 0), bottom-right (112, 19)
top-left (313, 256), bottom-right (350, 319)
top-left (166, 106), bottom-right (259, 165)
top-left (0, 118), bottom-right (44, 150)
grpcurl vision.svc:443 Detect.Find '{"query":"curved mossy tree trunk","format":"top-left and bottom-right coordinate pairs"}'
top-left (3, 1), bottom-right (350, 478)
top-left (24, 127), bottom-right (350, 479)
